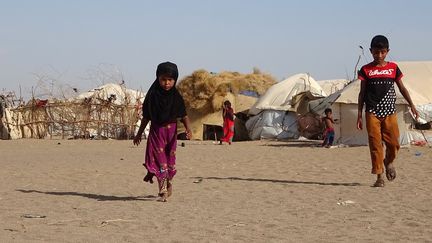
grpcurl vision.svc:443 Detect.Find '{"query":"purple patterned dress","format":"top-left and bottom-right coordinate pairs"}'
top-left (144, 121), bottom-right (177, 194)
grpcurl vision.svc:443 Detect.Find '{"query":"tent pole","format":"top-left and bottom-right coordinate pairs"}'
top-left (213, 126), bottom-right (217, 142)
top-left (419, 129), bottom-right (431, 148)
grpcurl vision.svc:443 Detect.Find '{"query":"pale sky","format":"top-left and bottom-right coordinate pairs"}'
top-left (1, 0), bottom-right (431, 98)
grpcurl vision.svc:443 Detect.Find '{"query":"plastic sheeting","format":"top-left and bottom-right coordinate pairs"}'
top-left (245, 110), bottom-right (299, 140)
top-left (416, 103), bottom-right (432, 123)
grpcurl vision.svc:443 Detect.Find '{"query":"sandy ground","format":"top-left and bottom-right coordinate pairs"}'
top-left (0, 139), bottom-right (431, 242)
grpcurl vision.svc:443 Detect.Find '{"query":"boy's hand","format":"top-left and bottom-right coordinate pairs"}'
top-left (411, 106), bottom-right (419, 121)
top-left (356, 117), bottom-right (363, 130)
top-left (133, 135), bottom-right (142, 146)
top-left (185, 129), bottom-right (192, 140)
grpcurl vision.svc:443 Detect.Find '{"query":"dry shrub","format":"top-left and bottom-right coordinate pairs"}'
top-left (177, 68), bottom-right (276, 114)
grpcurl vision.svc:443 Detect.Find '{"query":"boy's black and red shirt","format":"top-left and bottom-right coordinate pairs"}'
top-left (358, 62), bottom-right (403, 117)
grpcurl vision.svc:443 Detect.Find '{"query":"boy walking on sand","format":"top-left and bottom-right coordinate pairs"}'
top-left (357, 35), bottom-right (418, 187)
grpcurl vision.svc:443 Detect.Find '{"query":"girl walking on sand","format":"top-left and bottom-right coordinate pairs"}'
top-left (134, 62), bottom-right (192, 202)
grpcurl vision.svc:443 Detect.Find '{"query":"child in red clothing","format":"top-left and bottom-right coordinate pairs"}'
top-left (219, 100), bottom-right (234, 145)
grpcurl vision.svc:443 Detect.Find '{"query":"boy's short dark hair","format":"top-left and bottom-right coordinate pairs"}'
top-left (324, 108), bottom-right (332, 114)
top-left (370, 35), bottom-right (389, 49)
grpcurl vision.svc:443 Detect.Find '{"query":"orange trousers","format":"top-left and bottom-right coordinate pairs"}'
top-left (365, 112), bottom-right (400, 174)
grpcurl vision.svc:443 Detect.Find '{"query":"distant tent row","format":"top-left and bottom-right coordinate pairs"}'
top-left (245, 61), bottom-right (432, 146)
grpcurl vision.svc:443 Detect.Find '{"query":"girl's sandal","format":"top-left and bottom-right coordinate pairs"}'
top-left (167, 180), bottom-right (173, 197)
top-left (158, 193), bottom-right (168, 202)
top-left (158, 179), bottom-right (168, 202)
top-left (385, 164), bottom-right (397, 181)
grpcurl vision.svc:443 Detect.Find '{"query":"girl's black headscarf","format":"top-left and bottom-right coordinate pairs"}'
top-left (142, 62), bottom-right (187, 125)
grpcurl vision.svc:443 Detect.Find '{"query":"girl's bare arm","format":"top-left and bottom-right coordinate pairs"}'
top-left (133, 117), bottom-right (149, 145)
top-left (181, 116), bottom-right (192, 139)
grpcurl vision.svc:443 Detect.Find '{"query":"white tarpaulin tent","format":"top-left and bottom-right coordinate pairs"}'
top-left (397, 61), bottom-right (432, 105)
top-left (248, 73), bottom-right (326, 115)
top-left (74, 83), bottom-right (148, 137)
top-left (0, 107), bottom-right (24, 140)
top-left (310, 80), bottom-right (421, 145)
top-left (397, 61), bottom-right (432, 123)
top-left (317, 79), bottom-right (349, 95)
top-left (246, 73), bottom-right (326, 140)
top-left (310, 80), bottom-right (424, 146)
top-left (306, 61), bottom-right (432, 146)
top-left (75, 83), bottom-right (145, 105)
top-left (0, 95), bottom-right (29, 140)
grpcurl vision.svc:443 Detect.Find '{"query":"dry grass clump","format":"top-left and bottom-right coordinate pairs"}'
top-left (177, 69), bottom-right (276, 114)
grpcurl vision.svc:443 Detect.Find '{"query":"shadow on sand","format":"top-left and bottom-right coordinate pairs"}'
top-left (192, 176), bottom-right (361, 187)
top-left (16, 189), bottom-right (157, 201)
top-left (261, 139), bottom-right (323, 148)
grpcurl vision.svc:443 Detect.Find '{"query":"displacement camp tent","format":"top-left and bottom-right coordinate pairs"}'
top-left (0, 94), bottom-right (29, 140)
top-left (248, 73), bottom-right (326, 115)
top-left (75, 83), bottom-right (145, 106)
top-left (176, 69), bottom-right (276, 141)
top-left (310, 81), bottom-right (416, 145)
top-left (73, 83), bottom-right (147, 138)
top-left (318, 79), bottom-right (349, 95)
top-left (397, 61), bottom-right (432, 123)
top-left (303, 61), bottom-right (432, 146)
top-left (310, 85), bottom-right (427, 145)
top-left (186, 93), bottom-right (257, 141)
top-left (246, 73), bottom-right (327, 140)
